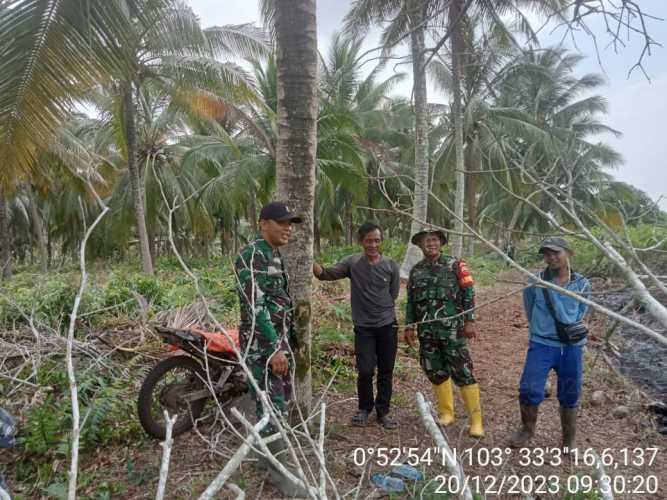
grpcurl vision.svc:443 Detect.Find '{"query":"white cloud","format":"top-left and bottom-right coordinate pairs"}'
top-left (189, 0), bottom-right (259, 26)
top-left (604, 71), bottom-right (667, 209)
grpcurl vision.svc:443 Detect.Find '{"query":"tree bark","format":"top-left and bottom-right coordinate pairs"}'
top-left (0, 186), bottom-right (11, 280)
top-left (249, 191), bottom-right (258, 233)
top-left (314, 207), bottom-right (321, 256)
top-left (47, 225), bottom-right (52, 268)
top-left (122, 82), bottom-right (154, 275)
top-left (275, 0), bottom-right (318, 411)
top-left (450, 0), bottom-right (467, 258)
top-left (400, 0), bottom-right (430, 278)
top-left (345, 196), bottom-right (353, 246)
top-left (465, 134), bottom-right (479, 256)
top-left (26, 184), bottom-right (48, 273)
top-left (148, 226), bottom-right (157, 263)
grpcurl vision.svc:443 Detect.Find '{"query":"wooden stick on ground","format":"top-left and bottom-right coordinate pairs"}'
top-left (198, 413), bottom-right (271, 500)
top-left (415, 392), bottom-right (473, 500)
top-left (155, 411), bottom-right (177, 500)
top-left (226, 483), bottom-right (245, 500)
top-left (592, 451), bottom-right (614, 500)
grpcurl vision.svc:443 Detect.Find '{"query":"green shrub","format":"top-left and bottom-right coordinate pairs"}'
top-left (19, 362), bottom-right (142, 469)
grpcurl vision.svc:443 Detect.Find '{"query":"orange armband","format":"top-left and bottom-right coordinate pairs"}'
top-left (456, 259), bottom-right (474, 288)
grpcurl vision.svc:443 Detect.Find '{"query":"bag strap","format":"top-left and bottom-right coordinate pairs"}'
top-left (540, 271), bottom-right (560, 324)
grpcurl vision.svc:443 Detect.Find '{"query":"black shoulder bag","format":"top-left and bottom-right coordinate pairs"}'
top-left (541, 284), bottom-right (588, 345)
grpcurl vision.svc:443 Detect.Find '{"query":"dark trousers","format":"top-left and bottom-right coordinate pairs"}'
top-left (353, 321), bottom-right (398, 416)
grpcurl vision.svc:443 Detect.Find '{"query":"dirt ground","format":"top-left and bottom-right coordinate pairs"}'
top-left (6, 276), bottom-right (666, 499)
top-left (317, 278), bottom-right (667, 499)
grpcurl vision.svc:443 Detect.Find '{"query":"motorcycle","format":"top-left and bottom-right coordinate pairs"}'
top-left (137, 325), bottom-right (248, 439)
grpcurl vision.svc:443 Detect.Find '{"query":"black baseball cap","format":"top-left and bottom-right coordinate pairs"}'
top-left (259, 201), bottom-right (303, 223)
top-left (538, 236), bottom-right (572, 254)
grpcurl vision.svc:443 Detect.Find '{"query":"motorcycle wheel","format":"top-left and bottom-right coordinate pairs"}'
top-left (137, 355), bottom-right (209, 439)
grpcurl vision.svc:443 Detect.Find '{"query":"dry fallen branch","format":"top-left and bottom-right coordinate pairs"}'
top-left (591, 450), bottom-right (614, 500)
top-left (0, 485), bottom-right (11, 500)
top-left (66, 194), bottom-right (109, 500)
top-left (416, 392), bottom-right (473, 500)
top-left (155, 411), bottom-right (178, 500)
top-left (375, 176), bottom-right (667, 347)
top-left (226, 483), bottom-right (245, 500)
top-left (198, 413), bottom-right (271, 500)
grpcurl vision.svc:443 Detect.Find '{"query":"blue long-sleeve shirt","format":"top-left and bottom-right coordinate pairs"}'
top-left (523, 271), bottom-right (592, 347)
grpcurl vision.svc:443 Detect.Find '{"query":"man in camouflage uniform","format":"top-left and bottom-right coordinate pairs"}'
top-left (405, 227), bottom-right (484, 437)
top-left (234, 201), bottom-right (307, 497)
top-left (234, 201), bottom-right (301, 429)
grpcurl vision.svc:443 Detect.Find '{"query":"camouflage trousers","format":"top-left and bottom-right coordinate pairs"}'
top-left (418, 328), bottom-right (476, 386)
top-left (245, 339), bottom-right (293, 436)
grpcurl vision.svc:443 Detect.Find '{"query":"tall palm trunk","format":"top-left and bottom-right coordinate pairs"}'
top-left (275, 0), bottom-right (318, 410)
top-left (345, 196), bottom-right (353, 245)
top-left (465, 134), bottom-right (479, 255)
top-left (249, 191), bottom-right (258, 233)
top-left (123, 82), bottom-right (154, 275)
top-left (400, 0), bottom-right (429, 278)
top-left (0, 185), bottom-right (11, 280)
top-left (450, 0), bottom-right (466, 258)
top-left (26, 184), bottom-right (48, 273)
top-left (314, 207), bottom-right (321, 255)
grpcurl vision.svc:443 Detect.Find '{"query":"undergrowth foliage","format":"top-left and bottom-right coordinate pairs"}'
top-left (0, 257), bottom-right (240, 329)
top-left (1, 258), bottom-right (241, 496)
top-left (14, 359), bottom-right (144, 497)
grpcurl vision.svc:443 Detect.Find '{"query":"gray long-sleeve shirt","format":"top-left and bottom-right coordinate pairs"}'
top-left (316, 253), bottom-right (400, 328)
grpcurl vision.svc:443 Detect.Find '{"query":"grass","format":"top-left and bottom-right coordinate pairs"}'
top-left (0, 256), bottom-right (240, 330)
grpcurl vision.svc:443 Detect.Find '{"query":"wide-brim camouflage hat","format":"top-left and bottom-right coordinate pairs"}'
top-left (411, 227), bottom-right (448, 246)
top-left (538, 236), bottom-right (572, 254)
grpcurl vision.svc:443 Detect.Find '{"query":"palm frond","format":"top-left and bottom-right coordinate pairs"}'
top-left (0, 0), bottom-right (134, 176)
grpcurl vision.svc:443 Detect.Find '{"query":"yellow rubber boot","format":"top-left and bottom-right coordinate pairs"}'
top-left (460, 383), bottom-right (484, 438)
top-left (433, 379), bottom-right (455, 426)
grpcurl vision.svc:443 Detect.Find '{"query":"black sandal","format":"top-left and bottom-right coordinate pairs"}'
top-left (351, 409), bottom-right (370, 426)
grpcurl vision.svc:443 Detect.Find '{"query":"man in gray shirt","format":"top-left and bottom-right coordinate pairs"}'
top-left (313, 222), bottom-right (400, 429)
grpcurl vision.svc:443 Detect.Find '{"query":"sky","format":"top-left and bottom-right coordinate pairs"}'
top-left (188, 0), bottom-right (667, 209)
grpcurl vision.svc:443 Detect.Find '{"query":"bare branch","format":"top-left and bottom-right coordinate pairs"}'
top-left (66, 193), bottom-right (109, 500)
top-left (415, 392), bottom-right (473, 500)
top-left (155, 411), bottom-right (178, 500)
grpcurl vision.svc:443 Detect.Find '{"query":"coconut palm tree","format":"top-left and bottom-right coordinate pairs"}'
top-left (0, 0), bottom-right (140, 278)
top-left (256, 0), bottom-right (319, 409)
top-left (99, 2), bottom-right (267, 274)
top-left (0, 0), bottom-right (268, 274)
top-left (490, 47), bottom-right (622, 234)
top-left (345, 0), bottom-right (437, 275)
top-left (317, 31), bottom-right (408, 246)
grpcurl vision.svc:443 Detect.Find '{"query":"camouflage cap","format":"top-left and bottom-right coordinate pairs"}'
top-left (538, 236), bottom-right (572, 254)
top-left (411, 226), bottom-right (448, 246)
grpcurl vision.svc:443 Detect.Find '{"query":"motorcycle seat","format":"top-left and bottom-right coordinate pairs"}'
top-left (190, 328), bottom-right (240, 353)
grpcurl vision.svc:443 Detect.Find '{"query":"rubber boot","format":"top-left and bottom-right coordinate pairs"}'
top-left (260, 438), bottom-right (309, 498)
top-left (460, 383), bottom-right (484, 438)
top-left (508, 404), bottom-right (538, 448)
top-left (560, 406), bottom-right (577, 454)
top-left (433, 379), bottom-right (455, 426)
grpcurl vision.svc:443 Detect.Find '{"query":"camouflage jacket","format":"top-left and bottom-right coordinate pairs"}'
top-left (406, 253), bottom-right (475, 333)
top-left (234, 236), bottom-right (293, 353)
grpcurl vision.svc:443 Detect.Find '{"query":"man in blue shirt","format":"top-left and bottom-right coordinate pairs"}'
top-left (509, 237), bottom-right (591, 452)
